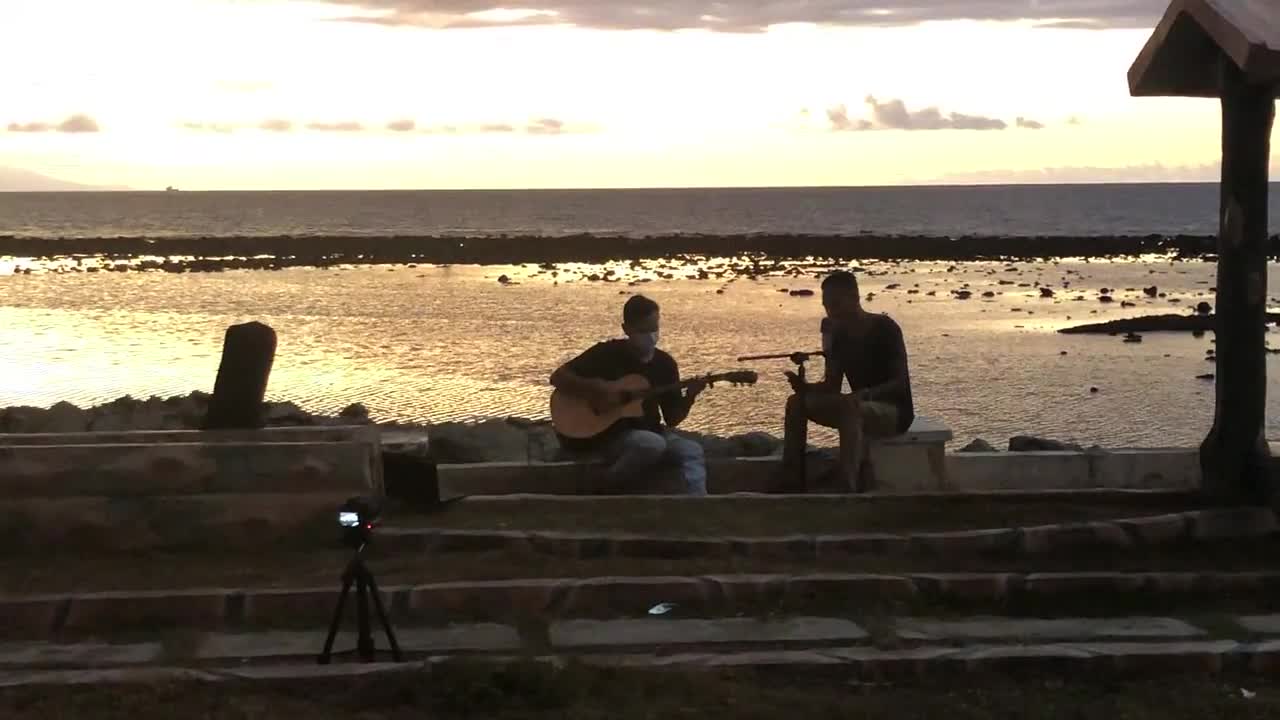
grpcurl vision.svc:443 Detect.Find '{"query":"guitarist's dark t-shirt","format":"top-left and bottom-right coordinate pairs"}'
top-left (561, 339), bottom-right (680, 451)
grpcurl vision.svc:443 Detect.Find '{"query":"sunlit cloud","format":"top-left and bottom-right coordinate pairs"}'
top-left (316, 0), bottom-right (1166, 32)
top-left (828, 97), bottom-right (1011, 131)
top-left (6, 114), bottom-right (100, 133)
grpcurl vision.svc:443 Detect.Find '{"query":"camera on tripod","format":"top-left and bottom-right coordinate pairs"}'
top-left (318, 495), bottom-right (402, 665)
top-left (337, 496), bottom-right (380, 549)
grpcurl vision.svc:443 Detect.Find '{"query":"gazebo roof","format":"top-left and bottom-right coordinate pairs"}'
top-left (1129, 0), bottom-right (1280, 97)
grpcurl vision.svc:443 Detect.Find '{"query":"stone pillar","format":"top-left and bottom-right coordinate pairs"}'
top-left (203, 322), bottom-right (277, 430)
top-left (1199, 55), bottom-right (1274, 502)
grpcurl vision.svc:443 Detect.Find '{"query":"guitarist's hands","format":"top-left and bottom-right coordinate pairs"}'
top-left (784, 371), bottom-right (806, 395)
top-left (584, 379), bottom-right (621, 414)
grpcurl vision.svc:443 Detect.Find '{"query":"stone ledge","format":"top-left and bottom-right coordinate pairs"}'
top-left (0, 492), bottom-right (353, 551)
top-left (6, 639), bottom-right (1280, 686)
top-left (0, 425), bottom-right (381, 446)
top-left (437, 448), bottom-right (1207, 496)
top-left (11, 571), bottom-right (1280, 636)
top-left (377, 508), bottom-right (1275, 560)
top-left (0, 441), bottom-right (380, 498)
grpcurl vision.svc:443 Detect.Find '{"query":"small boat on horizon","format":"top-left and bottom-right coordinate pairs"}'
top-left (165, 186), bottom-right (180, 192)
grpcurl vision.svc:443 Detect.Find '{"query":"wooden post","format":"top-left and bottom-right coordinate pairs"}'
top-left (1199, 54), bottom-right (1274, 502)
top-left (203, 321), bottom-right (278, 430)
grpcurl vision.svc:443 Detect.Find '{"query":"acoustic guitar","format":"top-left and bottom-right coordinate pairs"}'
top-left (551, 370), bottom-right (759, 441)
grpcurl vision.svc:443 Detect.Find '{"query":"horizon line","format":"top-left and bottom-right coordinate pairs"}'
top-left (0, 179), bottom-right (1253, 194)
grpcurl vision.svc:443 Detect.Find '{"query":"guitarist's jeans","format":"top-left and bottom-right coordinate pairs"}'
top-left (604, 430), bottom-right (707, 496)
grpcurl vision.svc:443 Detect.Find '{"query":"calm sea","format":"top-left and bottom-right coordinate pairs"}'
top-left (3, 183), bottom-right (1280, 240)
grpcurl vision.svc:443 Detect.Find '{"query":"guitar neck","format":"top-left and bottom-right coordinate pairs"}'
top-left (639, 375), bottom-right (722, 400)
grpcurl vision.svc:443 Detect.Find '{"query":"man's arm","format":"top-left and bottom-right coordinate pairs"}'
top-left (657, 360), bottom-right (704, 428)
top-left (858, 323), bottom-right (909, 402)
top-left (550, 345), bottom-right (609, 400)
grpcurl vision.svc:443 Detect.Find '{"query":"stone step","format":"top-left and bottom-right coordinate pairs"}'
top-left (7, 573), bottom-right (1280, 638)
top-left (378, 507), bottom-right (1278, 559)
top-left (1, 613), bottom-right (1275, 670)
top-left (2, 638), bottom-right (1279, 689)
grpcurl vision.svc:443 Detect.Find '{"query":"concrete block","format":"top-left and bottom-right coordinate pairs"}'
top-left (945, 452), bottom-right (1091, 490)
top-left (0, 492), bottom-right (352, 551)
top-left (1091, 449), bottom-right (1200, 489)
top-left (0, 441), bottom-right (378, 499)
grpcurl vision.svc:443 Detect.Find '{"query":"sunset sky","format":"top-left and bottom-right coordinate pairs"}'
top-left (0, 0), bottom-right (1252, 190)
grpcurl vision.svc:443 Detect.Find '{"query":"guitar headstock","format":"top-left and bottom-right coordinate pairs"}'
top-left (706, 370), bottom-right (759, 387)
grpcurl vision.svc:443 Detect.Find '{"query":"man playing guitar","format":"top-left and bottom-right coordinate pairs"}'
top-left (550, 295), bottom-right (709, 495)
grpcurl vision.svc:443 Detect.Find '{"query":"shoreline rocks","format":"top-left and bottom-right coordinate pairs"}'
top-left (0, 394), bottom-right (1103, 463)
top-left (0, 232), bottom-right (1272, 271)
top-left (1058, 312), bottom-right (1280, 334)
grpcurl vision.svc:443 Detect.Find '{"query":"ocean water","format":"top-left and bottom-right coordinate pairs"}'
top-left (1, 254), bottom-right (1277, 448)
top-left (4, 183), bottom-right (1280, 239)
top-left (1, 184), bottom-right (1277, 448)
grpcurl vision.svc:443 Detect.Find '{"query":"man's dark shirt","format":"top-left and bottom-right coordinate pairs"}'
top-left (560, 339), bottom-right (681, 451)
top-left (827, 314), bottom-right (915, 434)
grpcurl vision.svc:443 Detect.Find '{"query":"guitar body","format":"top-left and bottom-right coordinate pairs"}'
top-left (550, 374), bottom-right (653, 441)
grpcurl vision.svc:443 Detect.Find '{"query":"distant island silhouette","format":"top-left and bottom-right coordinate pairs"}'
top-left (0, 166), bottom-right (130, 192)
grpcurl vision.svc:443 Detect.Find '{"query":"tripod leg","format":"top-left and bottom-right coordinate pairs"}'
top-left (364, 567), bottom-right (403, 662)
top-left (317, 571), bottom-right (356, 665)
top-left (356, 571), bottom-right (374, 662)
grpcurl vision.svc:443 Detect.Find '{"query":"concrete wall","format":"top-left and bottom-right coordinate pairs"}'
top-left (0, 427), bottom-right (382, 551)
top-left (436, 448), bottom-right (1203, 497)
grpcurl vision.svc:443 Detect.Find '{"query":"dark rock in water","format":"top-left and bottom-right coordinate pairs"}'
top-left (1123, 332), bottom-right (1142, 343)
top-left (1040, 287), bottom-right (1055, 297)
top-left (1099, 295), bottom-right (1114, 303)
top-left (1193, 329), bottom-right (1206, 338)
top-left (789, 289), bottom-right (815, 297)
top-left (1196, 373), bottom-right (1215, 380)
top-left (1090, 387), bottom-right (1099, 393)
top-left (959, 438), bottom-right (996, 452)
top-left (1059, 313), bottom-right (1280, 334)
top-left (981, 291), bottom-right (995, 298)
top-left (1009, 435), bottom-right (1084, 452)
top-left (1143, 286), bottom-right (1158, 297)
top-left (1195, 301), bottom-right (1213, 315)
top-left (952, 290), bottom-right (972, 300)
top-left (497, 274), bottom-right (511, 284)
top-left (1121, 301), bottom-right (1136, 308)
top-left (338, 403), bottom-right (370, 422)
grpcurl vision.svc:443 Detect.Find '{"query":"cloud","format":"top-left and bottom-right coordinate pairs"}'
top-left (829, 97), bottom-right (1007, 131)
top-left (316, 0), bottom-right (1167, 32)
top-left (57, 114), bottom-right (99, 133)
top-left (258, 118), bottom-right (294, 132)
top-left (1067, 115), bottom-right (1083, 125)
top-left (182, 121), bottom-right (237, 133)
top-left (1016, 116), bottom-right (1045, 129)
top-left (826, 105), bottom-right (872, 132)
top-left (525, 117), bottom-right (564, 135)
top-left (176, 117), bottom-right (585, 135)
top-left (7, 114), bottom-right (100, 133)
top-left (305, 121), bottom-right (364, 131)
top-left (7, 122), bottom-right (52, 133)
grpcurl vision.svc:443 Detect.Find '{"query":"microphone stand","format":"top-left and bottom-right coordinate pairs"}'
top-left (737, 350), bottom-right (824, 492)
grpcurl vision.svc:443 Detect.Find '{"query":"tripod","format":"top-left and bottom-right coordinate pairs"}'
top-left (737, 350), bottom-right (823, 492)
top-left (317, 542), bottom-right (403, 664)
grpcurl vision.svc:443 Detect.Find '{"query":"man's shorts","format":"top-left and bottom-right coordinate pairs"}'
top-left (861, 400), bottom-right (901, 438)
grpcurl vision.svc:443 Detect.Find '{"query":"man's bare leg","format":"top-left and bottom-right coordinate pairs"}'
top-left (785, 393), bottom-right (864, 492)
top-left (780, 394), bottom-right (809, 492)
top-left (836, 393), bottom-right (865, 492)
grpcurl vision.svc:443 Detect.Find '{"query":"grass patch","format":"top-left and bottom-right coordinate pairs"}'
top-left (3, 661), bottom-right (1280, 719)
top-left (397, 496), bottom-right (1208, 535)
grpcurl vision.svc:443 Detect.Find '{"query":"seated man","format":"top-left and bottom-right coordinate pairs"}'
top-left (782, 271), bottom-right (915, 492)
top-left (550, 295), bottom-right (708, 495)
